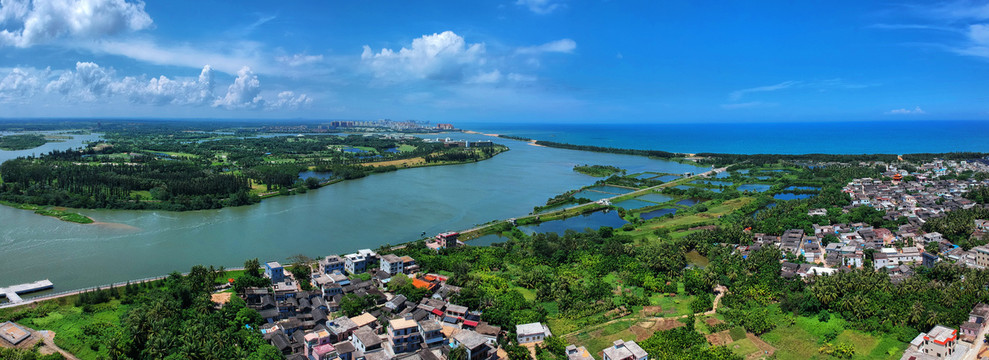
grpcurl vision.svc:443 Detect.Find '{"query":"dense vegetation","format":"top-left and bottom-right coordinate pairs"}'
top-left (922, 207), bottom-right (989, 250)
top-left (0, 127), bottom-right (506, 211)
top-left (1, 265), bottom-right (279, 360)
top-left (0, 134), bottom-right (48, 150)
top-left (573, 164), bottom-right (625, 177)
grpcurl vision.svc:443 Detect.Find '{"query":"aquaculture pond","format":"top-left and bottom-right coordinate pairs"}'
top-left (588, 185), bottom-right (636, 194)
top-left (519, 210), bottom-right (628, 235)
top-left (634, 173), bottom-right (658, 180)
top-left (714, 172), bottom-right (731, 179)
top-left (469, 234), bottom-right (511, 246)
top-left (654, 175), bottom-right (682, 182)
top-left (640, 208), bottom-right (678, 220)
top-left (613, 199), bottom-right (659, 210)
top-left (737, 184), bottom-right (772, 193)
top-left (773, 193), bottom-right (816, 201)
top-left (692, 180), bottom-right (733, 186)
top-left (676, 198), bottom-right (705, 207)
top-left (636, 193), bottom-right (674, 203)
top-left (572, 190), bottom-right (615, 201)
top-left (784, 186), bottom-right (821, 191)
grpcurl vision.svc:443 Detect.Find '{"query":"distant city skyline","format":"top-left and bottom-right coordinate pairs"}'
top-left (1, 0), bottom-right (988, 122)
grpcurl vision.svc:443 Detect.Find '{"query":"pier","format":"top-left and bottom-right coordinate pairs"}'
top-left (0, 280), bottom-right (54, 304)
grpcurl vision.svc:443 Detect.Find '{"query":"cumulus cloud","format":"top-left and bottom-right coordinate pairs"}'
top-left (0, 0), bottom-right (152, 47)
top-left (515, 0), bottom-right (563, 14)
top-left (516, 38), bottom-right (576, 54)
top-left (3, 62), bottom-right (308, 110)
top-left (277, 53), bottom-right (324, 67)
top-left (213, 66), bottom-right (263, 109)
top-left (885, 106), bottom-right (926, 115)
top-left (0, 67), bottom-right (42, 100)
top-left (361, 31), bottom-right (486, 82)
top-left (270, 91), bottom-right (313, 110)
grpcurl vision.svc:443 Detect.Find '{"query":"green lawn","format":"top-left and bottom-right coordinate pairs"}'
top-left (729, 338), bottom-right (761, 357)
top-left (761, 316), bottom-right (907, 360)
top-left (12, 300), bottom-right (131, 360)
top-left (398, 144), bottom-right (417, 152)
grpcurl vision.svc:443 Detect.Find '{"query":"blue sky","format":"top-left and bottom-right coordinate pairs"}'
top-left (1, 0), bottom-right (988, 123)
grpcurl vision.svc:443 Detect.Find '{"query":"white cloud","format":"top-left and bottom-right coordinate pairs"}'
top-left (213, 66), bottom-right (263, 109)
top-left (270, 91), bottom-right (313, 110)
top-left (0, 67), bottom-right (42, 101)
top-left (729, 81), bottom-right (799, 101)
top-left (20, 62), bottom-right (308, 110)
top-left (0, 0), bottom-right (152, 47)
top-left (515, 0), bottom-right (563, 14)
top-left (467, 70), bottom-right (502, 84)
top-left (277, 53), bottom-right (324, 67)
top-left (88, 39), bottom-right (267, 76)
top-left (885, 106), bottom-right (926, 115)
top-left (361, 31), bottom-right (487, 82)
top-left (516, 38), bottom-right (576, 54)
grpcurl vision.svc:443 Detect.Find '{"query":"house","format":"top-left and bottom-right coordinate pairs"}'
top-left (517, 322), bottom-right (551, 344)
top-left (334, 341), bottom-right (357, 360)
top-left (901, 325), bottom-right (967, 360)
top-left (960, 303), bottom-right (989, 341)
top-left (352, 327), bottom-right (384, 354)
top-left (320, 255), bottom-right (346, 275)
top-left (971, 245), bottom-right (989, 268)
top-left (265, 261), bottom-right (285, 282)
top-left (401, 256), bottom-right (419, 274)
top-left (381, 254), bottom-right (405, 275)
top-left (567, 345), bottom-right (596, 360)
top-left (386, 295), bottom-right (408, 313)
top-left (446, 304), bottom-right (468, 320)
top-left (325, 316), bottom-right (359, 343)
top-left (345, 253), bottom-right (370, 275)
top-left (419, 319), bottom-right (445, 347)
top-left (436, 232), bottom-right (460, 248)
top-left (351, 312), bottom-right (378, 330)
top-left (451, 330), bottom-right (493, 360)
top-left (602, 340), bottom-right (648, 360)
top-left (388, 317), bottom-right (423, 354)
top-left (311, 343), bottom-right (336, 360)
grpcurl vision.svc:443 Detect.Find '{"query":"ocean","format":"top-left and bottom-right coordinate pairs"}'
top-left (458, 120), bottom-right (989, 155)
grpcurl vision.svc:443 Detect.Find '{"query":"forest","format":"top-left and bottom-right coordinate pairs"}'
top-left (0, 126), bottom-right (506, 211)
top-left (0, 134), bottom-right (48, 150)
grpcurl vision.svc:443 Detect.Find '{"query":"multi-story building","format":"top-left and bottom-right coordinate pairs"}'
top-left (516, 322), bottom-right (551, 344)
top-left (265, 261), bottom-right (285, 282)
top-left (380, 254), bottom-right (404, 276)
top-left (451, 330), bottom-right (492, 360)
top-left (320, 255), bottom-right (346, 274)
top-left (387, 317), bottom-right (422, 353)
top-left (902, 325), bottom-right (965, 359)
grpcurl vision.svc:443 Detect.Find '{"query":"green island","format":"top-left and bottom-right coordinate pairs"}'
top-left (0, 123), bottom-right (507, 214)
top-left (0, 201), bottom-right (94, 224)
top-left (573, 164), bottom-right (626, 177)
top-left (0, 134), bottom-right (49, 151)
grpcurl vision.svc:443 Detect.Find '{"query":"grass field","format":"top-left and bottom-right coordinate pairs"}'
top-left (761, 316), bottom-right (907, 360)
top-left (397, 144), bottom-right (417, 152)
top-left (9, 300), bottom-right (130, 360)
top-left (729, 338), bottom-right (761, 357)
top-left (623, 197), bottom-right (754, 238)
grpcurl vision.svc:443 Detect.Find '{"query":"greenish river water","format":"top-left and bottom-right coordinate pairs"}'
top-left (0, 132), bottom-right (705, 296)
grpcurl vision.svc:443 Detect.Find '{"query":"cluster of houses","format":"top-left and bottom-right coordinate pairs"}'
top-left (236, 239), bottom-right (584, 360)
top-left (901, 303), bottom-right (989, 360)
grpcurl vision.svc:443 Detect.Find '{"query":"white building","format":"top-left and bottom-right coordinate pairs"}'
top-left (516, 322), bottom-right (552, 344)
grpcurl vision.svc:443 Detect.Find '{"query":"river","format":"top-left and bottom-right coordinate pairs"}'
top-left (0, 132), bottom-right (705, 295)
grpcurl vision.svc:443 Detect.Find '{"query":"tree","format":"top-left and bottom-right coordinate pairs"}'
top-left (449, 346), bottom-right (468, 360)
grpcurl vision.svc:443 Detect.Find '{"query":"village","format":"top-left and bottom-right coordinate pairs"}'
top-left (233, 230), bottom-right (642, 360)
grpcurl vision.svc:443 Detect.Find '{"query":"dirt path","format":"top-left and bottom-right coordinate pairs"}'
top-left (39, 330), bottom-right (80, 360)
top-left (563, 285), bottom-right (728, 338)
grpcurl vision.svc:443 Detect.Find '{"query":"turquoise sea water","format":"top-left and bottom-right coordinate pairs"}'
top-left (462, 121), bottom-right (989, 154)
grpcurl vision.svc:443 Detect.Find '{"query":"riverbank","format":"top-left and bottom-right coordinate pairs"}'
top-left (0, 201), bottom-right (94, 224)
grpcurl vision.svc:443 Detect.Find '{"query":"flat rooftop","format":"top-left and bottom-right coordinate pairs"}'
top-left (0, 321), bottom-right (30, 345)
